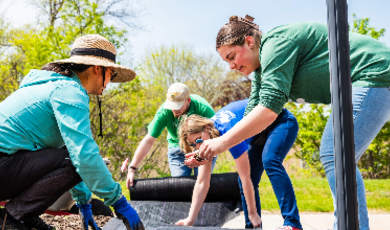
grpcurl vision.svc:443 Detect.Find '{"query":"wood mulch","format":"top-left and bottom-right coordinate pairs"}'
top-left (40, 214), bottom-right (111, 230)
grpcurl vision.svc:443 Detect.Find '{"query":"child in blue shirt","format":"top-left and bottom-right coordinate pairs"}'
top-left (180, 99), bottom-right (302, 230)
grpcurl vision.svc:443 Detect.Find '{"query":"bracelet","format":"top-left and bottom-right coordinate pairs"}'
top-left (129, 166), bottom-right (137, 171)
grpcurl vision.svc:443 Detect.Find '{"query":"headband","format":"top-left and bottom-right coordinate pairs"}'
top-left (71, 48), bottom-right (116, 62)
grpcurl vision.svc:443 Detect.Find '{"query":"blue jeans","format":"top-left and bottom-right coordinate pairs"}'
top-left (238, 109), bottom-right (302, 229)
top-left (320, 87), bottom-right (390, 230)
top-left (167, 147), bottom-right (217, 177)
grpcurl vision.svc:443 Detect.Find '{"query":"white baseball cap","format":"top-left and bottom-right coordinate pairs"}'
top-left (164, 83), bottom-right (190, 110)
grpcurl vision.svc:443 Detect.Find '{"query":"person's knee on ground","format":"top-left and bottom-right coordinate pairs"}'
top-left (6, 163), bottom-right (82, 221)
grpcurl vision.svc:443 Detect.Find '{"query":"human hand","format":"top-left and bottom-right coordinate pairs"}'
top-left (175, 217), bottom-right (195, 226)
top-left (198, 136), bottom-right (228, 161)
top-left (112, 195), bottom-right (145, 230)
top-left (121, 158), bottom-right (129, 173)
top-left (249, 213), bottom-right (262, 229)
top-left (77, 203), bottom-right (101, 230)
top-left (126, 167), bottom-right (136, 189)
top-left (184, 153), bottom-right (208, 168)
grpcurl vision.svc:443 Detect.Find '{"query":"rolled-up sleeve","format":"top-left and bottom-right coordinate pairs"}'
top-left (258, 37), bottom-right (300, 114)
top-left (50, 85), bottom-right (121, 206)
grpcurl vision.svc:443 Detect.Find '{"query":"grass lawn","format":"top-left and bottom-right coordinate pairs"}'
top-left (119, 177), bottom-right (390, 213)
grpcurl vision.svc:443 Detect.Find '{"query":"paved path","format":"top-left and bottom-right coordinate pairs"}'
top-left (222, 213), bottom-right (390, 230)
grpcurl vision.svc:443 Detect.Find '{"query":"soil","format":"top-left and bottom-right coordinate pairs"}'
top-left (193, 151), bottom-right (205, 162)
top-left (40, 214), bottom-right (111, 230)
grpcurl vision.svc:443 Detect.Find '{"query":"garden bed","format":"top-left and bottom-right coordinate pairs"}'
top-left (40, 214), bottom-right (111, 230)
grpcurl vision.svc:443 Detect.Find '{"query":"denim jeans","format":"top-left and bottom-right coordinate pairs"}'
top-left (238, 109), bottom-right (302, 229)
top-left (167, 147), bottom-right (217, 177)
top-left (320, 87), bottom-right (390, 230)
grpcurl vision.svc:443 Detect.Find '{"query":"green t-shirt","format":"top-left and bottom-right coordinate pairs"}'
top-left (148, 94), bottom-right (215, 148)
top-left (245, 22), bottom-right (390, 115)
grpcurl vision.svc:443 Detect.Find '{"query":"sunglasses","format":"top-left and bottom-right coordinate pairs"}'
top-left (189, 138), bottom-right (203, 147)
top-left (107, 67), bottom-right (117, 81)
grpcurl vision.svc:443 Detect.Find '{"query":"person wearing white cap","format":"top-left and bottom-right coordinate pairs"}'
top-left (126, 83), bottom-right (217, 181)
top-left (126, 83), bottom-right (217, 226)
top-left (0, 35), bottom-right (144, 230)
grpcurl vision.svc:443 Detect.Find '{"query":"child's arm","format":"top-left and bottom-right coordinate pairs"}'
top-left (175, 161), bottom-right (213, 226)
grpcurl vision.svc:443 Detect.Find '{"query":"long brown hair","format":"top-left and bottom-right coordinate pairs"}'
top-left (179, 114), bottom-right (220, 153)
top-left (216, 15), bottom-right (262, 50)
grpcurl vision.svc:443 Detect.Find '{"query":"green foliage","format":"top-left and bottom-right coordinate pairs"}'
top-left (358, 122), bottom-right (390, 179)
top-left (0, 0), bottom-right (129, 100)
top-left (351, 14), bottom-right (386, 40)
top-left (212, 152), bottom-right (237, 174)
top-left (90, 78), bottom-right (171, 180)
top-left (286, 103), bottom-right (329, 177)
top-left (137, 44), bottom-right (232, 104)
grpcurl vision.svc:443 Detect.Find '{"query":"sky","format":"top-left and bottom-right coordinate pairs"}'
top-left (2, 0), bottom-right (390, 65)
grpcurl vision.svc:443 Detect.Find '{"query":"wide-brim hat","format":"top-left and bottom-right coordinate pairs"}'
top-left (52, 34), bottom-right (135, 83)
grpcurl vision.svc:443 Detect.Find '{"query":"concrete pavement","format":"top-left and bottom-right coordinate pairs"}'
top-left (222, 212), bottom-right (390, 230)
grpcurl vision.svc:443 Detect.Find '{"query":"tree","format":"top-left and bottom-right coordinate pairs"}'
top-left (0, 0), bottom-right (140, 100)
top-left (286, 103), bottom-right (328, 176)
top-left (137, 44), bottom-right (233, 103)
top-left (351, 14), bottom-right (385, 40)
top-left (358, 122), bottom-right (390, 179)
top-left (212, 74), bottom-right (251, 109)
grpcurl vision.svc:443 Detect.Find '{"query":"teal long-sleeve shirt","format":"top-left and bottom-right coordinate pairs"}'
top-left (245, 22), bottom-right (390, 115)
top-left (0, 70), bottom-right (121, 206)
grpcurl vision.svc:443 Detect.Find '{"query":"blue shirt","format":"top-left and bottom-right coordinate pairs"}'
top-left (211, 99), bottom-right (253, 159)
top-left (0, 70), bottom-right (121, 206)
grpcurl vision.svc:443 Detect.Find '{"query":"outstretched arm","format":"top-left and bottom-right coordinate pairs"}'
top-left (126, 134), bottom-right (156, 188)
top-left (175, 161), bottom-right (213, 226)
top-left (199, 105), bottom-right (277, 160)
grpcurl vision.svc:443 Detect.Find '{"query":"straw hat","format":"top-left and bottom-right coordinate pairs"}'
top-left (52, 34), bottom-right (136, 83)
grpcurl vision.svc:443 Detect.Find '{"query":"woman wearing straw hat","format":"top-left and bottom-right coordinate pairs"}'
top-left (0, 35), bottom-right (144, 230)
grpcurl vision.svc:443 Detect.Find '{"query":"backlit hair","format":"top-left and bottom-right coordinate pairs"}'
top-left (216, 15), bottom-right (262, 49)
top-left (179, 114), bottom-right (220, 153)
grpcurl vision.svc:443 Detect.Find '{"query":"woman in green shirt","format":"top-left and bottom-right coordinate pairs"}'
top-left (197, 15), bottom-right (390, 230)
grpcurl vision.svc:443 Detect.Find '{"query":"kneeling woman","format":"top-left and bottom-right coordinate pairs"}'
top-left (0, 35), bottom-right (143, 230)
top-left (179, 99), bottom-right (302, 230)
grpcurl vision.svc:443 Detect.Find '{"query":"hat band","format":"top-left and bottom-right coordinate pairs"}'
top-left (71, 48), bottom-right (116, 62)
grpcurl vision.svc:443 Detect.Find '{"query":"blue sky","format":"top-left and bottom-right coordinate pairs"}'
top-left (3, 0), bottom-right (390, 65)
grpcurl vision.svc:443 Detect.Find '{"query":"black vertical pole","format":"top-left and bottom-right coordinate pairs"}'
top-left (326, 0), bottom-right (359, 229)
top-left (327, 0), bottom-right (359, 230)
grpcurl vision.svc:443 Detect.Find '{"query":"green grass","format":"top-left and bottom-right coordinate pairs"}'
top-left (259, 177), bottom-right (334, 212)
top-left (119, 178), bottom-right (390, 213)
top-left (119, 181), bottom-right (131, 201)
top-left (365, 179), bottom-right (390, 212)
